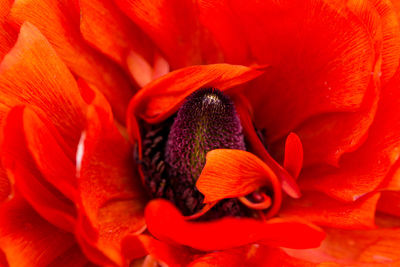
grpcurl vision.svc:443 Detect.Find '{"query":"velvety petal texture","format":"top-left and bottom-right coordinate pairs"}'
top-left (145, 199), bottom-right (325, 251)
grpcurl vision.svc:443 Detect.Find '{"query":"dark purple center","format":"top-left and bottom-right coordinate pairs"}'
top-left (165, 88), bottom-right (246, 182)
top-left (140, 88), bottom-right (247, 217)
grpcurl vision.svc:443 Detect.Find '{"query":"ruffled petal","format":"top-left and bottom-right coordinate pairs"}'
top-left (145, 199), bottom-right (325, 251)
top-left (0, 22), bottom-right (86, 149)
top-left (9, 0), bottom-right (134, 121)
top-left (370, 0), bottom-right (400, 83)
top-left (299, 66), bottom-right (400, 201)
top-left (122, 235), bottom-right (198, 266)
top-left (196, 149), bottom-right (281, 217)
top-left (228, 0), bottom-right (377, 144)
top-left (79, 0), bottom-right (155, 68)
top-left (77, 96), bottom-right (147, 265)
top-left (287, 227), bottom-right (400, 265)
top-left (2, 106), bottom-right (76, 232)
top-left (280, 192), bottom-right (380, 229)
top-left (189, 245), bottom-right (316, 267)
top-left (0, 196), bottom-right (77, 267)
top-left (113, 0), bottom-right (221, 68)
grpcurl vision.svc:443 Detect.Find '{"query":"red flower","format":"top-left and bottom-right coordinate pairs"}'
top-left (1, 0), bottom-right (400, 266)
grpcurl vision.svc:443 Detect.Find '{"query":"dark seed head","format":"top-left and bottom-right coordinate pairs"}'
top-left (165, 88), bottom-right (245, 182)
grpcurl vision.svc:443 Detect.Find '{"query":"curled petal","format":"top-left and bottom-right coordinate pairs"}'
top-left (196, 149), bottom-right (282, 217)
top-left (145, 199), bottom-right (325, 251)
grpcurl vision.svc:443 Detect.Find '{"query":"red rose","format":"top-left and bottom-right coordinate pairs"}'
top-left (1, 0), bottom-right (400, 266)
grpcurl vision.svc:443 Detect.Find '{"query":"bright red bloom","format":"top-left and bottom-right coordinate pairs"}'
top-left (1, 0), bottom-right (400, 266)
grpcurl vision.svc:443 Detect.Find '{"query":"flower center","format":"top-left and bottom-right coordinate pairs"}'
top-left (140, 88), bottom-right (250, 217)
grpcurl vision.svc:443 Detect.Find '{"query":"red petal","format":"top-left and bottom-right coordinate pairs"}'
top-left (0, 166), bottom-right (11, 203)
top-left (196, 149), bottom-right (282, 217)
top-left (80, 0), bottom-right (155, 68)
top-left (284, 133), bottom-right (303, 179)
top-left (232, 94), bottom-right (301, 198)
top-left (9, 0), bottom-right (134, 121)
top-left (77, 101), bottom-right (147, 265)
top-left (377, 191), bottom-right (400, 217)
top-left (0, 196), bottom-right (77, 267)
top-left (371, 0), bottom-right (400, 84)
top-left (289, 227), bottom-right (400, 265)
top-left (145, 199), bottom-right (325, 251)
top-left (280, 192), bottom-right (380, 229)
top-left (122, 235), bottom-right (198, 266)
top-left (0, 22), bottom-right (86, 149)
top-left (299, 67), bottom-right (400, 201)
top-left (0, 0), bottom-right (17, 61)
top-left (189, 245), bottom-right (315, 267)
top-left (229, 0), bottom-right (377, 145)
top-left (2, 106), bottom-right (76, 232)
top-left (114, 0), bottom-right (220, 68)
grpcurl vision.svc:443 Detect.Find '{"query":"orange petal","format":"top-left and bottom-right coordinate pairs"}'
top-left (370, 0), bottom-right (400, 84)
top-left (2, 106), bottom-right (76, 232)
top-left (280, 191), bottom-right (380, 229)
top-left (196, 149), bottom-right (282, 217)
top-left (76, 101), bottom-right (148, 265)
top-left (114, 0), bottom-right (221, 68)
top-left (80, 0), bottom-right (155, 68)
top-left (299, 66), bottom-right (400, 201)
top-left (288, 227), bottom-right (400, 265)
top-left (189, 245), bottom-right (316, 267)
top-left (145, 199), bottom-right (325, 251)
top-left (0, 22), bottom-right (86, 149)
top-left (122, 235), bottom-right (198, 266)
top-left (0, 0), bottom-right (17, 61)
top-left (0, 196), bottom-right (77, 267)
top-left (9, 0), bottom-right (135, 121)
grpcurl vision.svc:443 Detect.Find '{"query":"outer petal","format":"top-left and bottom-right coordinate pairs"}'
top-left (77, 97), bottom-right (148, 265)
top-left (228, 0), bottom-right (377, 143)
top-left (145, 199), bottom-right (325, 251)
top-left (196, 149), bottom-right (282, 217)
top-left (189, 245), bottom-right (316, 267)
top-left (0, 196), bottom-right (79, 267)
top-left (280, 191), bottom-right (380, 229)
top-left (0, 166), bottom-right (10, 203)
top-left (9, 0), bottom-right (135, 121)
top-left (2, 106), bottom-right (76, 232)
top-left (113, 0), bottom-right (221, 68)
top-left (287, 227), bottom-right (400, 265)
top-left (0, 0), bottom-right (17, 61)
top-left (377, 191), bottom-right (400, 217)
top-left (299, 66), bottom-right (400, 201)
top-left (79, 0), bottom-right (155, 68)
top-left (0, 22), bottom-right (86, 149)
